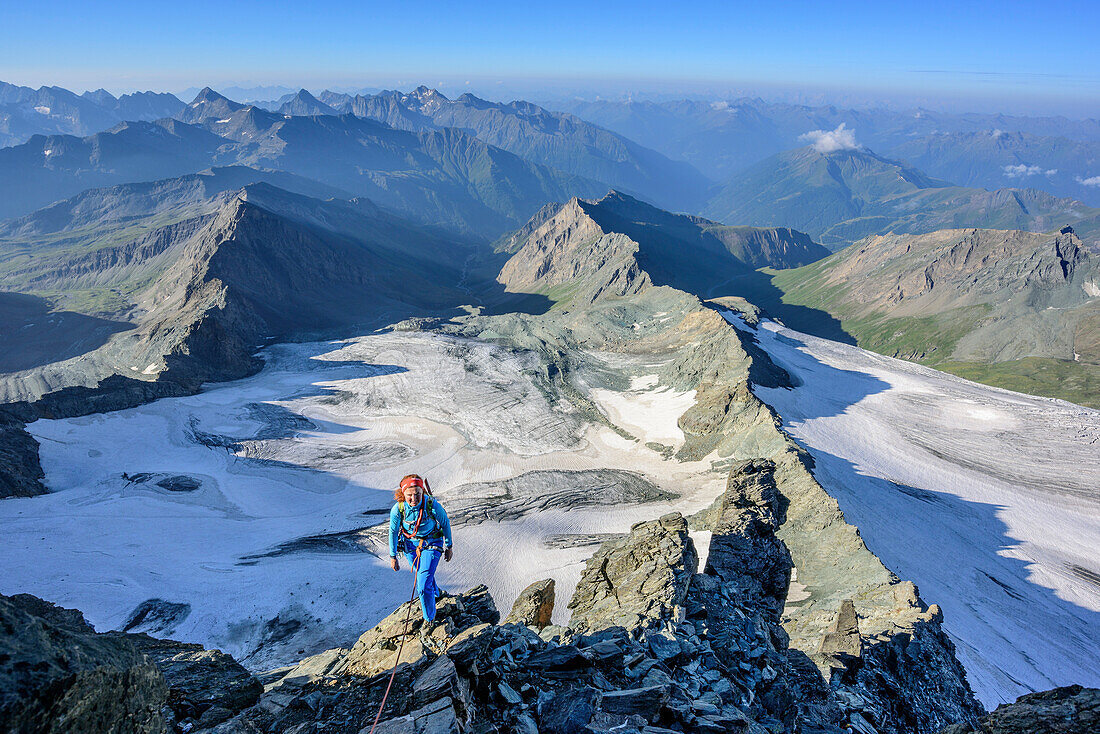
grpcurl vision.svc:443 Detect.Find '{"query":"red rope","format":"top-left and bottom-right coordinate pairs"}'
top-left (367, 544), bottom-right (424, 734)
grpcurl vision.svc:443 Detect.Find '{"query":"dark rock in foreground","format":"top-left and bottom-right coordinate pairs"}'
top-left (0, 593), bottom-right (167, 733)
top-left (939, 685), bottom-right (1099, 734)
top-left (0, 593), bottom-right (261, 733)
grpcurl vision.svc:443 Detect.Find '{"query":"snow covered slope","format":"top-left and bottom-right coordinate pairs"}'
top-left (735, 316), bottom-right (1100, 707)
top-left (0, 331), bottom-right (724, 669)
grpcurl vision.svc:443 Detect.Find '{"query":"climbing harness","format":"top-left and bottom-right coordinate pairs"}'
top-left (396, 476), bottom-right (445, 543)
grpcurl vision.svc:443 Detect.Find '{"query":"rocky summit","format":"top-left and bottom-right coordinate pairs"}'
top-left (0, 461), bottom-right (1014, 734)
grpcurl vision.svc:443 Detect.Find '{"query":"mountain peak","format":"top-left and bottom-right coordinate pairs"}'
top-left (191, 87), bottom-right (229, 104)
top-left (408, 85), bottom-right (447, 102)
top-left (276, 89), bottom-right (336, 117)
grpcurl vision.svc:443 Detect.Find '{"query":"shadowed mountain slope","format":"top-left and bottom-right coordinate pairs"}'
top-left (0, 177), bottom-right (484, 407)
top-left (322, 86), bottom-right (713, 211)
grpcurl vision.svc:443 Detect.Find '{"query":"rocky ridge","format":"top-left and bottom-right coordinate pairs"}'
top-left (0, 462), bottom-right (999, 733)
top-left (768, 226), bottom-right (1100, 406)
top-left (0, 181), bottom-right (479, 497)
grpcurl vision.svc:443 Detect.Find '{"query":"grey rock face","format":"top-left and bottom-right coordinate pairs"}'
top-left (938, 685), bottom-right (1099, 734)
top-left (849, 604), bottom-right (985, 734)
top-left (701, 458), bottom-right (792, 617)
top-left (567, 512), bottom-right (698, 637)
top-left (128, 635), bottom-right (263, 728)
top-left (503, 578), bottom-right (556, 629)
top-left (0, 593), bottom-right (168, 733)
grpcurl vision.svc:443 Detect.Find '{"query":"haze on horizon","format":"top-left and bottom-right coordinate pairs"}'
top-left (2, 0), bottom-right (1098, 117)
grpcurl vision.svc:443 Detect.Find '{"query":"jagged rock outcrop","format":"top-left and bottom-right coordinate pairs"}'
top-left (0, 412), bottom-right (46, 497)
top-left (566, 512), bottom-right (698, 636)
top-left (939, 685), bottom-right (1099, 734)
top-left (0, 593), bottom-right (262, 733)
top-left (701, 458), bottom-right (792, 618)
top-left (498, 190), bottom-right (827, 309)
top-left (0, 593), bottom-right (167, 733)
top-left (503, 579), bottom-right (556, 629)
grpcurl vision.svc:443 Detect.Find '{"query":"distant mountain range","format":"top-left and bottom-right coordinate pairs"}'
top-left (0, 90), bottom-right (608, 239)
top-left (887, 130), bottom-right (1100, 205)
top-left (0, 81), bottom-right (184, 148)
top-left (309, 86), bottom-right (713, 212)
top-left (702, 145), bottom-right (1100, 250)
top-left (766, 226), bottom-right (1100, 406)
top-left (550, 97), bottom-right (1100, 205)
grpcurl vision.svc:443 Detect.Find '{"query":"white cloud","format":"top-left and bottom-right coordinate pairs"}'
top-left (1003, 164), bottom-right (1057, 178)
top-left (991, 129), bottom-right (1004, 138)
top-left (710, 100), bottom-right (729, 111)
top-left (798, 123), bottom-right (860, 153)
top-left (1076, 175), bottom-right (1100, 187)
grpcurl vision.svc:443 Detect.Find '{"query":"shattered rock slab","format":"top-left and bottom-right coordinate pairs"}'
top-left (567, 512), bottom-right (698, 636)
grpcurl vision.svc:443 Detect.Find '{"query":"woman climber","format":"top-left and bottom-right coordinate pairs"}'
top-left (388, 473), bottom-right (453, 647)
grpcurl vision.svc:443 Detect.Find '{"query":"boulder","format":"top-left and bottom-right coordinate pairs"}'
top-left (600, 685), bottom-right (670, 720)
top-left (0, 593), bottom-right (167, 733)
top-left (567, 513), bottom-right (697, 636)
top-left (503, 578), bottom-right (556, 629)
top-left (938, 685), bottom-right (1099, 734)
top-left (537, 686), bottom-right (602, 734)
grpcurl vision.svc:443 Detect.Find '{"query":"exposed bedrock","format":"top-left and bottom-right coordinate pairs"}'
top-left (566, 512), bottom-right (698, 637)
top-left (938, 685), bottom-right (1099, 734)
top-left (0, 593), bottom-right (261, 734)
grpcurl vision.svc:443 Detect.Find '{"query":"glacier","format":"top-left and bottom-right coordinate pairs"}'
top-left (0, 331), bottom-right (725, 670)
top-left (735, 317), bottom-right (1100, 707)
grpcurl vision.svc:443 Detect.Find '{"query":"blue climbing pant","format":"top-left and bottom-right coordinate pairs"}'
top-left (402, 541), bottom-right (443, 622)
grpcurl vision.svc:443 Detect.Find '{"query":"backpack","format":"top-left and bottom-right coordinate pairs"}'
top-left (397, 495), bottom-right (444, 541)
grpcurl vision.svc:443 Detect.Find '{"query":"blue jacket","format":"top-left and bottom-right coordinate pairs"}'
top-left (389, 497), bottom-right (452, 557)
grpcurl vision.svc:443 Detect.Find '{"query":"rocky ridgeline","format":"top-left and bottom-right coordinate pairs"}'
top-left (8, 460), bottom-right (1091, 734)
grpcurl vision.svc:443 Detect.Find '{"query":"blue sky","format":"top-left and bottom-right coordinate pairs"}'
top-left (3, 1), bottom-right (1097, 114)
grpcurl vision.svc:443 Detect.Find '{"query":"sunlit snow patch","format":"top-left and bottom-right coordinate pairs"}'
top-left (725, 314), bottom-right (1100, 706)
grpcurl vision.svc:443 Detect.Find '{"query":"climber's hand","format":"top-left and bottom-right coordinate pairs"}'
top-left (444, 547), bottom-right (453, 563)
top-left (390, 557), bottom-right (399, 571)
